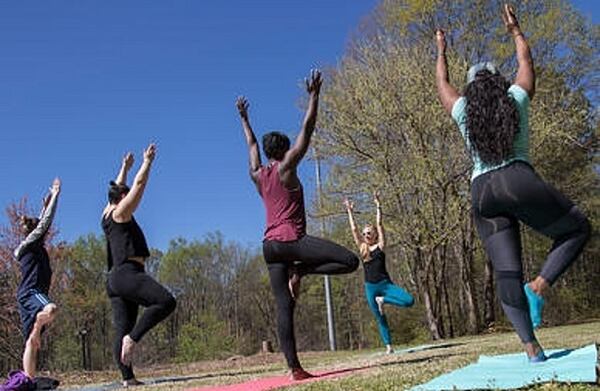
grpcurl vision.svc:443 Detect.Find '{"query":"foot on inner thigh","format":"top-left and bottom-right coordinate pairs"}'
top-left (121, 335), bottom-right (137, 366)
top-left (375, 296), bottom-right (385, 316)
top-left (288, 271), bottom-right (302, 301)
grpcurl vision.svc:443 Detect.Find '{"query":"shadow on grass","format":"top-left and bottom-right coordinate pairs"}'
top-left (63, 367), bottom-right (280, 391)
top-left (66, 346), bottom-right (470, 390)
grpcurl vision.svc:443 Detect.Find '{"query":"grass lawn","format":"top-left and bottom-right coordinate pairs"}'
top-left (62, 321), bottom-right (600, 390)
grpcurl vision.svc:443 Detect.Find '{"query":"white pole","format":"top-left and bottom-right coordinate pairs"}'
top-left (314, 150), bottom-right (337, 351)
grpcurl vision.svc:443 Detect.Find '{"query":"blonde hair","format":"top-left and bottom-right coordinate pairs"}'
top-left (360, 223), bottom-right (377, 261)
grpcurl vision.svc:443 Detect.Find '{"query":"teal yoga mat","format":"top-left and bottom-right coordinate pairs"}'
top-left (412, 344), bottom-right (598, 390)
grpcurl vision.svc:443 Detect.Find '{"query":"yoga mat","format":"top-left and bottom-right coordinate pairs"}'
top-left (189, 366), bottom-right (372, 391)
top-left (411, 343), bottom-right (598, 390)
top-left (368, 342), bottom-right (462, 358)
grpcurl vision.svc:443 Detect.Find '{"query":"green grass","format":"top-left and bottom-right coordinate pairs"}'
top-left (64, 321), bottom-right (600, 390)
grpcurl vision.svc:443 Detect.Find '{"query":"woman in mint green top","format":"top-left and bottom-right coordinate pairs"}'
top-left (451, 82), bottom-right (530, 180)
top-left (435, 4), bottom-right (590, 363)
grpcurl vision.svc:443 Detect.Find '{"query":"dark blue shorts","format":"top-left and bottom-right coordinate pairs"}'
top-left (17, 289), bottom-right (53, 340)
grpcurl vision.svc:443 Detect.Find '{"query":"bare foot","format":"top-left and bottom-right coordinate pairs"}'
top-left (288, 272), bottom-right (302, 300)
top-left (290, 367), bottom-right (314, 381)
top-left (121, 335), bottom-right (136, 366)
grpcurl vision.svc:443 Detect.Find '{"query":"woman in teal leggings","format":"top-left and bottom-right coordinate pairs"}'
top-left (344, 192), bottom-right (414, 353)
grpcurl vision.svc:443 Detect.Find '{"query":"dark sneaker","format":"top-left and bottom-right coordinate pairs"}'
top-left (123, 378), bottom-right (145, 387)
top-left (529, 350), bottom-right (547, 363)
top-left (290, 368), bottom-right (314, 381)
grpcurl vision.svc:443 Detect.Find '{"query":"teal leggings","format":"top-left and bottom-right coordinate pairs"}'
top-left (364, 279), bottom-right (414, 345)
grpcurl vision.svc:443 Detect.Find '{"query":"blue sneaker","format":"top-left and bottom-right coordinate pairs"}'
top-left (524, 283), bottom-right (544, 329)
top-left (529, 350), bottom-right (547, 363)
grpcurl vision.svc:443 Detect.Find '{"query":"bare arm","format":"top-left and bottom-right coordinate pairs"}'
top-left (15, 178), bottom-right (61, 258)
top-left (113, 144), bottom-right (156, 222)
top-left (236, 96), bottom-right (262, 182)
top-left (115, 152), bottom-right (134, 186)
top-left (502, 4), bottom-right (535, 98)
top-left (344, 198), bottom-right (364, 249)
top-left (374, 191), bottom-right (385, 250)
top-left (280, 69), bottom-right (322, 172)
top-left (435, 30), bottom-right (460, 115)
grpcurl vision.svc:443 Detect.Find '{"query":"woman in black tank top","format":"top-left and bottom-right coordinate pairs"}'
top-left (344, 192), bottom-right (414, 354)
top-left (101, 146), bottom-right (176, 387)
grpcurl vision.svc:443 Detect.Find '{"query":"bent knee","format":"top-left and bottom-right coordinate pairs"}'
top-left (46, 303), bottom-right (58, 315)
top-left (40, 303), bottom-right (58, 322)
top-left (580, 216), bottom-right (591, 241)
top-left (346, 254), bottom-right (360, 271)
top-left (163, 296), bottom-right (177, 314)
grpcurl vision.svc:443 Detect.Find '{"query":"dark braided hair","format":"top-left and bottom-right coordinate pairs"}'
top-left (464, 70), bottom-right (520, 165)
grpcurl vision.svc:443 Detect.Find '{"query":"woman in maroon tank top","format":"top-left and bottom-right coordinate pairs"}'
top-left (236, 69), bottom-right (359, 380)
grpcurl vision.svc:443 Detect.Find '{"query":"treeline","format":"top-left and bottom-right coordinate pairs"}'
top-left (0, 215), bottom-right (424, 375)
top-left (1, 0), bottom-right (598, 377)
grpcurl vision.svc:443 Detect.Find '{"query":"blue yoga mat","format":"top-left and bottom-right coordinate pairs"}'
top-left (411, 344), bottom-right (597, 390)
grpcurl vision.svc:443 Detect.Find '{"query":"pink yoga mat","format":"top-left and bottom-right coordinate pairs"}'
top-left (189, 366), bottom-right (371, 391)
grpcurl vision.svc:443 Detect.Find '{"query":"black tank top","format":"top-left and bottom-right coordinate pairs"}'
top-left (102, 211), bottom-right (150, 271)
top-left (363, 247), bottom-right (391, 283)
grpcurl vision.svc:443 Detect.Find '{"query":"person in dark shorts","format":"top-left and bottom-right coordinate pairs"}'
top-left (435, 4), bottom-right (590, 362)
top-left (344, 192), bottom-right (414, 354)
top-left (15, 178), bottom-right (61, 379)
top-left (236, 69), bottom-right (359, 380)
top-left (102, 146), bottom-right (176, 387)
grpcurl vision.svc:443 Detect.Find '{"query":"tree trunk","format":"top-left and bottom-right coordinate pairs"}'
top-left (483, 259), bottom-right (495, 329)
top-left (421, 270), bottom-right (442, 340)
top-left (460, 215), bottom-right (479, 333)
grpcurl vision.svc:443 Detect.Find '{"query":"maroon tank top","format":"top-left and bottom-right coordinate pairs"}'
top-left (258, 162), bottom-right (306, 242)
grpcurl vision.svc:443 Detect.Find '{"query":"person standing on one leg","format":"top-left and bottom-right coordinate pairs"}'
top-left (435, 4), bottom-right (590, 362)
top-left (102, 146), bottom-right (176, 386)
top-left (15, 178), bottom-right (61, 380)
top-left (236, 69), bottom-right (359, 380)
top-left (344, 192), bottom-right (414, 354)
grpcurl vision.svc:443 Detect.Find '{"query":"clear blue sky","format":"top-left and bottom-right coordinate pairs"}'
top-left (0, 1), bottom-right (597, 252)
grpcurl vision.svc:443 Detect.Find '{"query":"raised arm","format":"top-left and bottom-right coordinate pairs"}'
top-left (115, 152), bottom-right (134, 186)
top-left (502, 4), bottom-right (535, 98)
top-left (236, 96), bottom-right (262, 183)
top-left (279, 69), bottom-right (322, 172)
top-left (14, 178), bottom-right (61, 258)
top-left (112, 143), bottom-right (156, 222)
top-left (435, 30), bottom-right (460, 115)
top-left (373, 191), bottom-right (385, 250)
top-left (344, 198), bottom-right (364, 249)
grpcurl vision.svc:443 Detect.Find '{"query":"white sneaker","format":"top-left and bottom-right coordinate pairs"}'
top-left (375, 296), bottom-right (385, 316)
top-left (385, 344), bottom-right (394, 354)
top-left (123, 378), bottom-right (144, 387)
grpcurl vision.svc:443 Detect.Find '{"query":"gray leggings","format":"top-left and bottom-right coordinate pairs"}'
top-left (472, 161), bottom-right (590, 343)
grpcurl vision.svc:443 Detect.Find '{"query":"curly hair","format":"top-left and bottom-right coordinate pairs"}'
top-left (464, 70), bottom-right (520, 165)
top-left (262, 131), bottom-right (290, 161)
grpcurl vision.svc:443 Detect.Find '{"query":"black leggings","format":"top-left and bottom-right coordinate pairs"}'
top-left (107, 262), bottom-right (176, 380)
top-left (472, 161), bottom-right (590, 343)
top-left (263, 235), bottom-right (359, 369)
